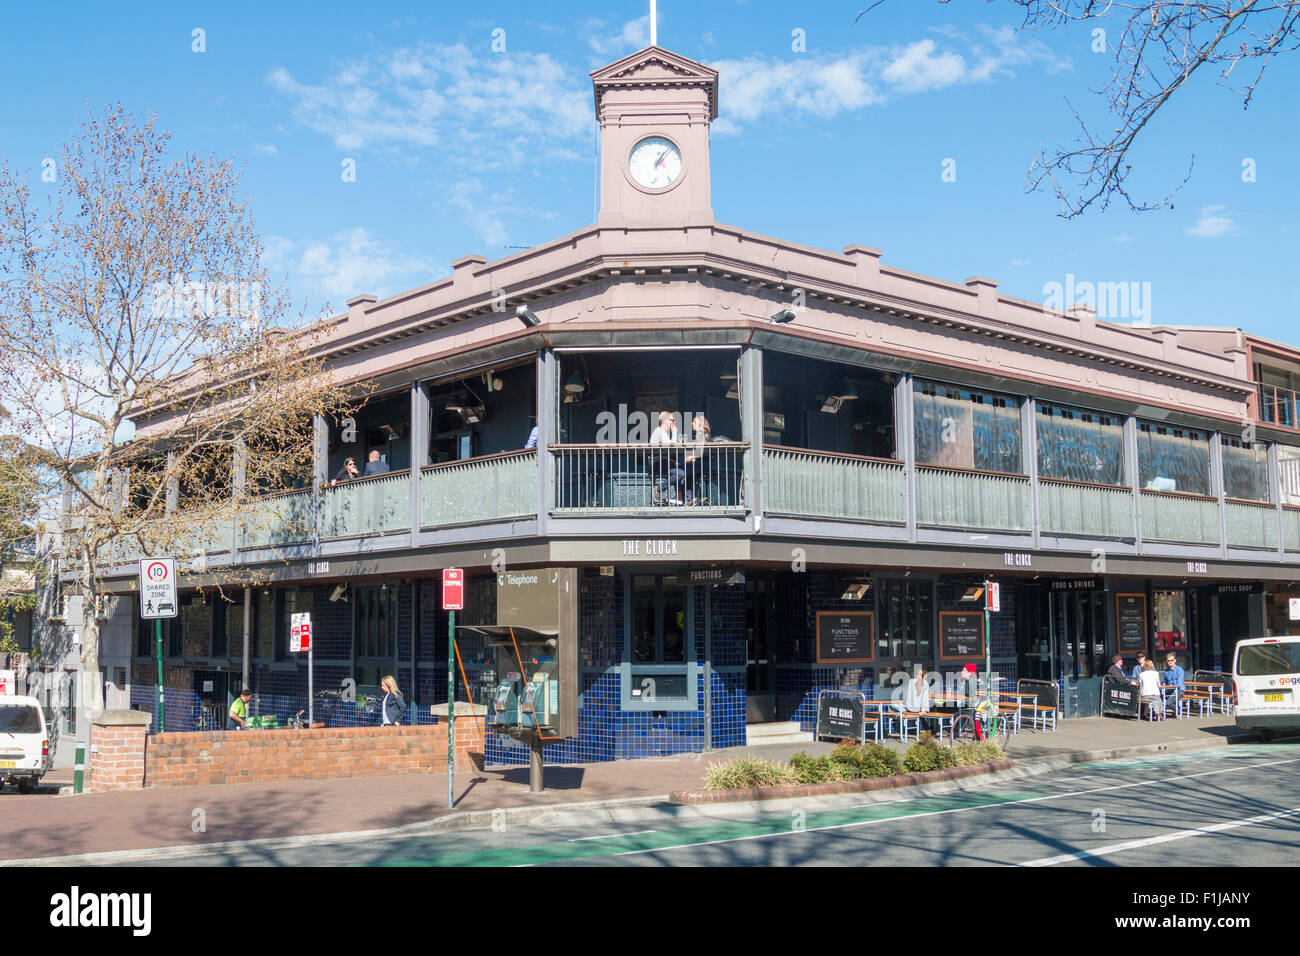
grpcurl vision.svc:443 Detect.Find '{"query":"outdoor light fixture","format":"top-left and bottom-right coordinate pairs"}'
top-left (839, 380), bottom-right (859, 400)
top-left (820, 395), bottom-right (844, 414)
top-left (960, 586), bottom-right (985, 603)
top-left (516, 305), bottom-right (541, 327)
top-left (770, 309), bottom-right (797, 324)
top-left (564, 370), bottom-right (587, 396)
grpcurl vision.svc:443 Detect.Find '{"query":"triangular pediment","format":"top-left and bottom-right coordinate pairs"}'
top-left (591, 46), bottom-right (719, 119)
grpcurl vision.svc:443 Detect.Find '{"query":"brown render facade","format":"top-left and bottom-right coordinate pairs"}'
top-left (96, 45), bottom-right (1300, 760)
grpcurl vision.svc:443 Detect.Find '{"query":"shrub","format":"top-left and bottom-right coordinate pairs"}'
top-left (951, 741), bottom-right (1005, 766)
top-left (827, 740), bottom-right (901, 778)
top-left (705, 757), bottom-right (799, 791)
top-left (902, 737), bottom-right (958, 773)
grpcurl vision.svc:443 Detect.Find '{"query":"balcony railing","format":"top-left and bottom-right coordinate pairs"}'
top-left (321, 470), bottom-right (411, 539)
top-left (238, 488), bottom-right (313, 551)
top-left (1139, 489), bottom-right (1221, 546)
top-left (763, 446), bottom-right (904, 524)
top-left (551, 442), bottom-right (748, 514)
top-left (422, 450), bottom-right (537, 529)
top-left (1225, 498), bottom-right (1279, 550)
top-left (1038, 478), bottom-right (1135, 540)
top-left (1285, 507), bottom-right (1300, 553)
top-left (1258, 383), bottom-right (1300, 429)
top-left (916, 465), bottom-right (1031, 533)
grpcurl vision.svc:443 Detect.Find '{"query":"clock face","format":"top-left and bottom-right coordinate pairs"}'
top-left (628, 136), bottom-right (683, 190)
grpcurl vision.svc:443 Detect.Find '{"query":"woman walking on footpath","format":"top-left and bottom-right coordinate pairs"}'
top-left (380, 675), bottom-right (407, 726)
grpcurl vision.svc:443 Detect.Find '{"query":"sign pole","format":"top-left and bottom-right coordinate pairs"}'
top-left (308, 634), bottom-right (314, 728)
top-left (984, 578), bottom-right (993, 717)
top-left (447, 608), bottom-right (455, 810)
top-left (155, 618), bottom-right (164, 733)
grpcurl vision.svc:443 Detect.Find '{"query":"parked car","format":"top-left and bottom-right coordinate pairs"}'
top-left (0, 695), bottom-right (49, 793)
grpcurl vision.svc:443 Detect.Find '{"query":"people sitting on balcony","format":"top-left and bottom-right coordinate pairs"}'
top-left (684, 414), bottom-right (711, 506)
top-left (363, 449), bottom-right (390, 477)
top-left (331, 457), bottom-right (359, 486)
top-left (650, 410), bottom-right (687, 505)
top-left (525, 418), bottom-right (539, 450)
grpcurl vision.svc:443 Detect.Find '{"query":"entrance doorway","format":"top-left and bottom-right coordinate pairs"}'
top-left (744, 579), bottom-right (775, 722)
top-left (1015, 586), bottom-right (1052, 681)
top-left (1052, 590), bottom-right (1105, 680)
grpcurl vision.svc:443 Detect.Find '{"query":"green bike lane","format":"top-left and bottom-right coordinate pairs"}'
top-left (371, 745), bottom-right (1300, 868)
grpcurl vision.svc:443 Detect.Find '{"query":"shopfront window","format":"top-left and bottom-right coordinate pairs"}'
top-left (1222, 437), bottom-right (1271, 502)
top-left (876, 579), bottom-right (933, 661)
top-left (1137, 422), bottom-right (1210, 495)
top-left (1153, 590), bottom-right (1189, 654)
top-left (354, 584), bottom-right (398, 686)
top-left (1037, 402), bottom-right (1124, 485)
top-left (624, 574), bottom-right (695, 709)
top-left (914, 380), bottom-right (1022, 473)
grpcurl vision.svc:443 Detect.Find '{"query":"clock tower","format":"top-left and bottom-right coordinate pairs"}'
top-left (590, 46), bottom-right (719, 227)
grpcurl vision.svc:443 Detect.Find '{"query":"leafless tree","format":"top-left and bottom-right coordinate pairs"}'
top-left (0, 104), bottom-right (355, 713)
top-left (858, 2), bottom-right (1300, 218)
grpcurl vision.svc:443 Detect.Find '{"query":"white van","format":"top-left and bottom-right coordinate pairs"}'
top-left (0, 695), bottom-right (50, 793)
top-left (1233, 636), bottom-right (1300, 742)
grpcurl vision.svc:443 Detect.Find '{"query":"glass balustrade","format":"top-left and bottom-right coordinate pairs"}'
top-left (762, 446), bottom-right (904, 524)
top-left (1139, 490), bottom-right (1221, 546)
top-left (1038, 479), bottom-right (1135, 540)
top-left (421, 450), bottom-right (537, 528)
top-left (916, 465), bottom-right (1031, 532)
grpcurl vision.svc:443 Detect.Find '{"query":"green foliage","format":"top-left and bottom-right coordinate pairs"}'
top-left (831, 740), bottom-right (902, 778)
top-left (949, 740), bottom-right (1005, 766)
top-left (902, 734), bottom-right (959, 773)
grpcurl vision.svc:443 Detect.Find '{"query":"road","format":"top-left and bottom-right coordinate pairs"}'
top-left (90, 743), bottom-right (1300, 867)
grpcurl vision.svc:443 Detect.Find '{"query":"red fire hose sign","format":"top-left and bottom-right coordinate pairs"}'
top-left (139, 558), bottom-right (178, 619)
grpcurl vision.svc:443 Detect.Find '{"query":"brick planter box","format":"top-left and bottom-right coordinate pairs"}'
top-left (141, 720), bottom-right (484, 789)
top-left (669, 758), bottom-right (1015, 804)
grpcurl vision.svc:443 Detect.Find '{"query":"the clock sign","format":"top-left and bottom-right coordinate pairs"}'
top-left (629, 136), bottom-right (683, 189)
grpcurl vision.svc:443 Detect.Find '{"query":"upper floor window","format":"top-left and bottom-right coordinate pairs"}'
top-left (1036, 402), bottom-right (1124, 486)
top-left (1137, 421), bottom-right (1210, 496)
top-left (1280, 445), bottom-right (1300, 507)
top-left (1222, 436), bottom-right (1270, 502)
top-left (913, 380), bottom-right (1022, 474)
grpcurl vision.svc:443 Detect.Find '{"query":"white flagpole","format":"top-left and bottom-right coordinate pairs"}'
top-left (650, 0), bottom-right (657, 46)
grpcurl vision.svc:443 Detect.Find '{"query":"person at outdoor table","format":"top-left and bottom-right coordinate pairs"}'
top-left (1106, 653), bottom-right (1128, 683)
top-left (684, 413), bottom-right (711, 505)
top-left (955, 662), bottom-right (978, 702)
top-left (363, 449), bottom-right (390, 476)
top-left (649, 411), bottom-right (686, 505)
top-left (331, 457), bottom-right (359, 485)
top-left (901, 665), bottom-right (932, 731)
top-left (227, 687), bottom-right (252, 731)
top-left (1162, 652), bottom-right (1186, 699)
top-left (1129, 651), bottom-right (1148, 680)
top-left (1138, 659), bottom-right (1164, 720)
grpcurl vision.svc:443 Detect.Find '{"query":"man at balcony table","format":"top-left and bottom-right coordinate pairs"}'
top-left (331, 457), bottom-right (359, 486)
top-left (650, 410), bottom-right (687, 505)
top-left (363, 449), bottom-right (390, 477)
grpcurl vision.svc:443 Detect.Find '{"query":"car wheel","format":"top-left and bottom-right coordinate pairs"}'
top-left (1257, 729), bottom-right (1274, 743)
top-left (16, 779), bottom-right (34, 794)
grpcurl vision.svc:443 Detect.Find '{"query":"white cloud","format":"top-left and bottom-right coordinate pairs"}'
top-left (268, 43), bottom-right (591, 164)
top-left (585, 15), bottom-right (651, 58)
top-left (441, 180), bottom-right (557, 248)
top-left (880, 40), bottom-right (966, 93)
top-left (710, 25), bottom-right (1069, 132)
top-left (1186, 204), bottom-right (1238, 239)
top-left (268, 228), bottom-right (435, 309)
top-left (253, 143), bottom-right (278, 156)
top-left (1111, 234), bottom-right (1137, 244)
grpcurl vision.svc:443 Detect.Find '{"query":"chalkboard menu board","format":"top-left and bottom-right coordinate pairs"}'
top-left (1116, 593), bottom-right (1148, 653)
top-left (816, 694), bottom-right (867, 742)
top-left (1101, 676), bottom-right (1141, 717)
top-left (815, 612), bottom-right (874, 664)
top-left (939, 611), bottom-right (985, 660)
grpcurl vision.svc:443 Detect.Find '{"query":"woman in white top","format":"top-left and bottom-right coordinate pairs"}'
top-left (1138, 659), bottom-right (1164, 720)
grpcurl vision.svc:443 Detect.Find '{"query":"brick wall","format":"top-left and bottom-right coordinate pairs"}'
top-left (142, 720), bottom-right (483, 789)
top-left (88, 717), bottom-right (150, 792)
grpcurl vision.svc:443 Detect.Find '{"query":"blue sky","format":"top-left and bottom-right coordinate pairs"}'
top-left (2, 0), bottom-right (1296, 342)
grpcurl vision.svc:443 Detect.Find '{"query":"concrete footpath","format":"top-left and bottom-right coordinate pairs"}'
top-left (0, 715), bottom-right (1263, 863)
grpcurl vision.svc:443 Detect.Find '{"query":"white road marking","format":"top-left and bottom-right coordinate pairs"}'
top-left (1022, 807), bottom-right (1300, 866)
top-left (593, 756), bottom-right (1300, 861)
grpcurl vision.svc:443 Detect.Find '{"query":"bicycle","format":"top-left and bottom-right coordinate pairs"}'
top-left (949, 697), bottom-right (1011, 749)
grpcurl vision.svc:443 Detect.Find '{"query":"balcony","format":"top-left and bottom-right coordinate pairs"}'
top-left (916, 465), bottom-right (1031, 533)
top-left (762, 446), bottom-right (904, 525)
top-left (551, 443), bottom-right (747, 515)
top-left (422, 450), bottom-right (537, 528)
top-left (1258, 382), bottom-right (1300, 430)
top-left (1039, 478), bottom-right (1135, 540)
top-left (1139, 490), bottom-right (1221, 546)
